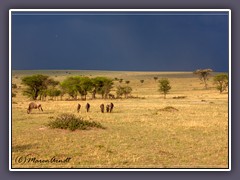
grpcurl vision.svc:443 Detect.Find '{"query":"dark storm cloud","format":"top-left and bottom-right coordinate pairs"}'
top-left (11, 11), bottom-right (229, 72)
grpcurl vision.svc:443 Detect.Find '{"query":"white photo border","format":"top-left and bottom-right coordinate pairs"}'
top-left (9, 9), bottom-right (231, 171)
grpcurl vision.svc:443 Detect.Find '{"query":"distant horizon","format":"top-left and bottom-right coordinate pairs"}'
top-left (11, 69), bottom-right (228, 73)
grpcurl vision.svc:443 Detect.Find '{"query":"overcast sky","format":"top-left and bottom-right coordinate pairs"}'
top-left (11, 11), bottom-right (229, 72)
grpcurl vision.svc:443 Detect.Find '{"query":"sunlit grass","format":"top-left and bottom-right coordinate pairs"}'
top-left (11, 70), bottom-right (228, 168)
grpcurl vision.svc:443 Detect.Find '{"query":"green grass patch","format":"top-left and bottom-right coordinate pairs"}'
top-left (47, 113), bottom-right (105, 131)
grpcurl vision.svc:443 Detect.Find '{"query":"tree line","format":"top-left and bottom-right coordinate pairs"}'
top-left (20, 75), bottom-right (132, 100)
top-left (158, 69), bottom-right (229, 98)
top-left (18, 69), bottom-right (228, 100)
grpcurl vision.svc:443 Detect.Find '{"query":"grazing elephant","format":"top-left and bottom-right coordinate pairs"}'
top-left (85, 103), bottom-right (90, 112)
top-left (27, 102), bottom-right (43, 114)
top-left (100, 104), bottom-right (104, 113)
top-left (109, 103), bottom-right (114, 113)
top-left (77, 103), bottom-right (81, 113)
top-left (106, 104), bottom-right (110, 113)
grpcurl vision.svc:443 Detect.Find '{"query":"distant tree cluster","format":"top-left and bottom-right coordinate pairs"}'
top-left (20, 69), bottom-right (228, 101)
top-left (193, 69), bottom-right (228, 93)
top-left (21, 74), bottom-right (114, 101)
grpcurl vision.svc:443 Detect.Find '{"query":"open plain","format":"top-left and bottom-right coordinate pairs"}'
top-left (11, 70), bottom-right (229, 168)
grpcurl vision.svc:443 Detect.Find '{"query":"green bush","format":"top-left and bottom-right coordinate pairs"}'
top-left (47, 113), bottom-right (105, 131)
top-left (213, 73), bottom-right (228, 93)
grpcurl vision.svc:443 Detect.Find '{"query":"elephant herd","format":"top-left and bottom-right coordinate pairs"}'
top-left (77, 102), bottom-right (114, 113)
top-left (27, 102), bottom-right (114, 114)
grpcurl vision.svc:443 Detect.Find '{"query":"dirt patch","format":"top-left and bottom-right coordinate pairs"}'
top-left (173, 96), bottom-right (187, 99)
top-left (159, 106), bottom-right (179, 112)
top-left (38, 127), bottom-right (47, 131)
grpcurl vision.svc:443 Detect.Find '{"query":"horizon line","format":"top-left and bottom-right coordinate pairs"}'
top-left (11, 69), bottom-right (228, 73)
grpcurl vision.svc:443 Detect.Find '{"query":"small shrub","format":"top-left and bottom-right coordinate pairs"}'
top-left (47, 113), bottom-right (105, 131)
top-left (153, 77), bottom-right (158, 82)
top-left (12, 83), bottom-right (17, 89)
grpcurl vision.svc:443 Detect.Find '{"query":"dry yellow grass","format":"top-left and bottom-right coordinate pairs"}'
top-left (11, 70), bottom-right (228, 168)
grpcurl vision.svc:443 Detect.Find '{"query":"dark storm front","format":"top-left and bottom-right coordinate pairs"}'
top-left (11, 11), bottom-right (229, 72)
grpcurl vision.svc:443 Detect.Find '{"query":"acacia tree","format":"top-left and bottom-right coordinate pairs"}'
top-left (44, 78), bottom-right (60, 100)
top-left (60, 77), bottom-right (80, 99)
top-left (39, 89), bottom-right (48, 101)
top-left (21, 74), bottom-right (58, 100)
top-left (140, 80), bottom-right (144, 84)
top-left (116, 86), bottom-right (132, 98)
top-left (158, 78), bottom-right (171, 99)
top-left (213, 74), bottom-right (228, 93)
top-left (77, 77), bottom-right (93, 100)
top-left (61, 76), bottom-right (112, 100)
top-left (102, 78), bottom-right (114, 99)
top-left (193, 69), bottom-right (213, 89)
top-left (116, 86), bottom-right (124, 98)
top-left (123, 86), bottom-right (132, 98)
top-left (47, 88), bottom-right (61, 100)
top-left (90, 77), bottom-right (113, 99)
top-left (91, 77), bottom-right (104, 99)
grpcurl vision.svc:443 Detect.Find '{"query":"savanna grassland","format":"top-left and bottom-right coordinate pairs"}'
top-left (11, 70), bottom-right (229, 168)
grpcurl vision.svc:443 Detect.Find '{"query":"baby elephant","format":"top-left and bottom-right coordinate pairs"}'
top-left (106, 104), bottom-right (110, 113)
top-left (100, 104), bottom-right (104, 113)
top-left (77, 103), bottom-right (81, 113)
top-left (27, 102), bottom-right (43, 114)
top-left (85, 103), bottom-right (90, 112)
